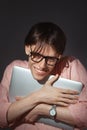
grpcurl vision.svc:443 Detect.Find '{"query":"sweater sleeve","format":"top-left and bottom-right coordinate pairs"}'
top-left (68, 59), bottom-right (87, 128)
top-left (0, 64), bottom-right (12, 128)
top-left (0, 84), bottom-right (11, 128)
top-left (0, 60), bottom-right (28, 128)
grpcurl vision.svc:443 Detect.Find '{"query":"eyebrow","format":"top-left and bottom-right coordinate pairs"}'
top-left (31, 52), bottom-right (59, 59)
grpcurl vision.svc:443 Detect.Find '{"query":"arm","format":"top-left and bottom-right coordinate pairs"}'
top-left (23, 91), bottom-right (87, 128)
top-left (24, 59), bottom-right (87, 128)
top-left (0, 61), bottom-right (78, 128)
top-left (24, 103), bottom-right (76, 125)
top-left (7, 75), bottom-right (78, 124)
top-left (68, 59), bottom-right (87, 128)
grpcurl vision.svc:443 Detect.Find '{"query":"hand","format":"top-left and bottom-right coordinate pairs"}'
top-left (15, 96), bottom-right (24, 101)
top-left (24, 107), bottom-right (39, 124)
top-left (36, 74), bottom-right (79, 106)
top-left (15, 96), bottom-right (40, 123)
top-left (24, 104), bottom-right (50, 123)
top-left (15, 97), bottom-right (48, 123)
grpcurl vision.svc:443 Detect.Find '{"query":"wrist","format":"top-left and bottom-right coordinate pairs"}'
top-left (49, 105), bottom-right (57, 119)
top-left (36, 104), bottom-right (51, 116)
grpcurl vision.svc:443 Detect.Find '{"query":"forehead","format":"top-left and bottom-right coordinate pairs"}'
top-left (31, 44), bottom-right (58, 56)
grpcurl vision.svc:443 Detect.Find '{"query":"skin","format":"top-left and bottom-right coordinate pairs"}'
top-left (7, 44), bottom-right (79, 126)
top-left (25, 44), bottom-right (61, 81)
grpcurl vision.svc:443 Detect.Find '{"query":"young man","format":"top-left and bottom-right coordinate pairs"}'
top-left (0, 22), bottom-right (87, 130)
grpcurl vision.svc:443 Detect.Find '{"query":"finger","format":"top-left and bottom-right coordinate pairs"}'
top-left (56, 100), bottom-right (77, 106)
top-left (58, 97), bottom-right (78, 104)
top-left (15, 96), bottom-right (24, 101)
top-left (56, 102), bottom-right (69, 107)
top-left (46, 74), bottom-right (59, 86)
top-left (61, 94), bottom-right (79, 100)
top-left (60, 88), bottom-right (79, 95)
top-left (26, 115), bottom-right (38, 124)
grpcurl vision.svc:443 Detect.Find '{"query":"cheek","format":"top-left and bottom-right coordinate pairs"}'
top-left (28, 58), bottom-right (55, 75)
top-left (28, 59), bottom-right (34, 69)
top-left (49, 67), bottom-right (55, 74)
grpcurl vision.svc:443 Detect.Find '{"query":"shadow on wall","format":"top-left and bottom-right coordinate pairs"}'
top-left (0, 128), bottom-right (11, 130)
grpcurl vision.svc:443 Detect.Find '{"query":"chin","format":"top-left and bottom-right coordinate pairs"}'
top-left (33, 74), bottom-right (50, 84)
top-left (31, 68), bottom-right (50, 82)
top-left (34, 75), bottom-right (46, 81)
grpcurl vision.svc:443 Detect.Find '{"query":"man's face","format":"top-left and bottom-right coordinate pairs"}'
top-left (25, 44), bottom-right (61, 81)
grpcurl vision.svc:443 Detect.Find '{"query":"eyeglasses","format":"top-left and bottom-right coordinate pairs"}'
top-left (29, 52), bottom-right (59, 66)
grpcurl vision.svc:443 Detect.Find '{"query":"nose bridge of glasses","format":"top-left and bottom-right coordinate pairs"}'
top-left (42, 55), bottom-right (50, 64)
top-left (38, 54), bottom-right (47, 61)
top-left (41, 55), bottom-right (56, 64)
top-left (30, 51), bottom-right (58, 66)
top-left (38, 57), bottom-right (47, 68)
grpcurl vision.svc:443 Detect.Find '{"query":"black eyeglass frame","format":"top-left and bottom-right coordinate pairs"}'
top-left (29, 51), bottom-right (59, 66)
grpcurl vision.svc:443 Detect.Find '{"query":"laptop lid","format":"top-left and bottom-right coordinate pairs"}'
top-left (9, 66), bottom-right (83, 129)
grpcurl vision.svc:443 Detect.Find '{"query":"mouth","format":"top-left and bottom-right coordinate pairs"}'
top-left (32, 66), bottom-right (51, 83)
top-left (33, 66), bottom-right (48, 76)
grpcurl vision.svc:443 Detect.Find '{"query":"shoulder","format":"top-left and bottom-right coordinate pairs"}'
top-left (66, 56), bottom-right (87, 74)
top-left (58, 56), bottom-right (86, 69)
top-left (54, 56), bottom-right (87, 81)
top-left (1, 60), bottom-right (28, 87)
top-left (7, 59), bottom-right (28, 68)
top-left (2, 59), bottom-right (28, 80)
top-left (6, 59), bottom-right (28, 70)
top-left (54, 56), bottom-right (76, 74)
top-left (60, 56), bottom-right (76, 66)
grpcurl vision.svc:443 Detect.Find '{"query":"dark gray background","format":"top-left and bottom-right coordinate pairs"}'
top-left (0, 0), bottom-right (87, 129)
top-left (0, 0), bottom-right (87, 81)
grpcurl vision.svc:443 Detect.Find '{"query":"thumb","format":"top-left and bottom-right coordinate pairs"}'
top-left (46, 74), bottom-right (59, 86)
top-left (15, 96), bottom-right (24, 101)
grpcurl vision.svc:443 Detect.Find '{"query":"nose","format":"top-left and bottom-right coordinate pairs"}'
top-left (39, 58), bottom-right (47, 68)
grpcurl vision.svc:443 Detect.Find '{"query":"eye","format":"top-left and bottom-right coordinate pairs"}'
top-left (48, 57), bottom-right (55, 61)
top-left (48, 57), bottom-right (57, 62)
top-left (31, 52), bottom-right (42, 59)
top-left (35, 53), bottom-right (41, 58)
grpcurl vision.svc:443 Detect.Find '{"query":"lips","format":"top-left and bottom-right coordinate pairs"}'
top-left (33, 66), bottom-right (47, 76)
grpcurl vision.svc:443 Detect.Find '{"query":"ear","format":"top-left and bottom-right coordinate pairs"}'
top-left (25, 45), bottom-right (31, 55)
top-left (59, 54), bottom-right (62, 59)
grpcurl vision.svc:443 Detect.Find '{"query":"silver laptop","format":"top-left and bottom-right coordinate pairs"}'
top-left (9, 66), bottom-right (83, 130)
